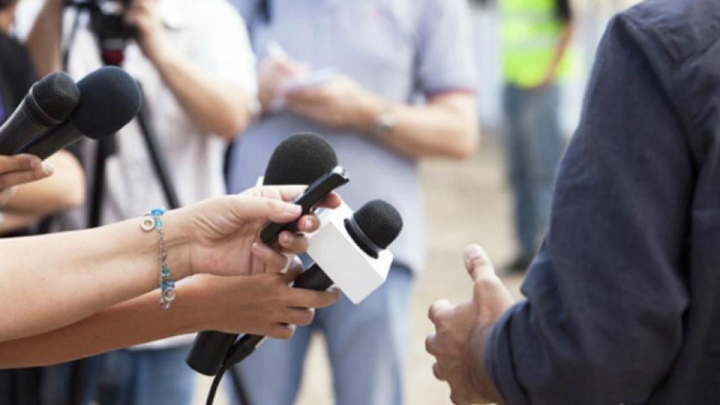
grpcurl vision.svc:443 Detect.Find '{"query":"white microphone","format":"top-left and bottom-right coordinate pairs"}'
top-left (305, 200), bottom-right (398, 303)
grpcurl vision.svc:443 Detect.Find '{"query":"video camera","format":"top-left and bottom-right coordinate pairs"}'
top-left (65, 0), bottom-right (137, 66)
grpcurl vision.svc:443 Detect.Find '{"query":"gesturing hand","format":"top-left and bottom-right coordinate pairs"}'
top-left (178, 185), bottom-right (341, 278)
top-left (426, 245), bottom-right (514, 405)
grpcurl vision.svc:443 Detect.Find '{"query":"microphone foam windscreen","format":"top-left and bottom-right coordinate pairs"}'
top-left (263, 132), bottom-right (338, 185)
top-left (353, 199), bottom-right (403, 250)
top-left (31, 72), bottom-right (81, 123)
top-left (71, 66), bottom-right (142, 139)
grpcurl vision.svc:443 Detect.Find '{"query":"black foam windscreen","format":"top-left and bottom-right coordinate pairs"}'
top-left (263, 132), bottom-right (338, 185)
top-left (71, 66), bottom-right (142, 139)
top-left (30, 72), bottom-right (80, 123)
top-left (353, 199), bottom-right (403, 250)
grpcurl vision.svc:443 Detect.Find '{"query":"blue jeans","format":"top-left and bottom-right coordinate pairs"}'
top-left (41, 347), bottom-right (195, 405)
top-left (229, 264), bottom-right (414, 405)
top-left (502, 84), bottom-right (563, 257)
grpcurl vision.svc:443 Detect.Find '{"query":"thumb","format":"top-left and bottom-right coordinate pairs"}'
top-left (464, 245), bottom-right (515, 311)
top-left (233, 196), bottom-right (302, 224)
top-left (463, 244), bottom-right (495, 283)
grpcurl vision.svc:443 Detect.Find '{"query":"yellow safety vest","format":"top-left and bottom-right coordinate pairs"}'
top-left (500, 0), bottom-right (573, 87)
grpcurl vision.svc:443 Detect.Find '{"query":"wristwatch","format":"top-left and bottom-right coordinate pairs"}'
top-left (372, 109), bottom-right (397, 140)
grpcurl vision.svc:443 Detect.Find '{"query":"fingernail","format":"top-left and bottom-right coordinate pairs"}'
top-left (464, 245), bottom-right (482, 264)
top-left (281, 233), bottom-right (292, 245)
top-left (304, 218), bottom-right (313, 230)
top-left (41, 162), bottom-right (54, 174)
top-left (28, 156), bottom-right (41, 169)
top-left (285, 204), bottom-right (301, 215)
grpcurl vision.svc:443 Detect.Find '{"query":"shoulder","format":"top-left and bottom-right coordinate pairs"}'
top-left (617, 0), bottom-right (720, 65)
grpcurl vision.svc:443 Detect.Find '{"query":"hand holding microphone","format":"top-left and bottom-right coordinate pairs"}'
top-left (0, 154), bottom-right (54, 207)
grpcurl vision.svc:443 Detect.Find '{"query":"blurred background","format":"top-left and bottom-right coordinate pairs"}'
top-left (5, 0), bottom-right (641, 404)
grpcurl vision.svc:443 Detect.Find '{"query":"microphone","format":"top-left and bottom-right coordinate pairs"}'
top-left (0, 72), bottom-right (80, 155)
top-left (16, 66), bottom-right (142, 160)
top-left (221, 199), bottom-right (403, 369)
top-left (186, 132), bottom-right (349, 376)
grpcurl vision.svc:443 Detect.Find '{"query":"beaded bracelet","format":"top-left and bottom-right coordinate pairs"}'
top-left (141, 207), bottom-right (176, 310)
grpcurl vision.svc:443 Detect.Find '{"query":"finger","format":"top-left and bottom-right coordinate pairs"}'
top-left (425, 333), bottom-right (438, 356)
top-left (464, 244), bottom-right (496, 283)
top-left (0, 186), bottom-right (17, 206)
top-left (285, 307), bottom-right (315, 326)
top-left (249, 185), bottom-right (307, 202)
top-left (278, 231), bottom-right (310, 255)
top-left (295, 215), bottom-right (319, 233)
top-left (288, 287), bottom-right (340, 309)
top-left (0, 154), bottom-right (42, 172)
top-left (233, 196), bottom-right (302, 223)
top-left (0, 163), bottom-right (54, 189)
top-left (268, 323), bottom-right (297, 340)
top-left (317, 192), bottom-right (342, 209)
top-left (428, 299), bottom-right (453, 324)
top-left (281, 258), bottom-right (304, 283)
top-left (251, 243), bottom-right (291, 273)
top-left (432, 362), bottom-right (445, 381)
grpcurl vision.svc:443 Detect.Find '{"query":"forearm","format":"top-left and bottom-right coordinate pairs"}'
top-left (154, 53), bottom-right (252, 140)
top-left (0, 287), bottom-right (199, 368)
top-left (0, 211), bottom-right (44, 234)
top-left (26, 0), bottom-right (64, 76)
top-left (545, 21), bottom-right (574, 81)
top-left (0, 211), bottom-right (189, 342)
top-left (468, 322), bottom-right (505, 404)
top-left (354, 92), bottom-right (479, 160)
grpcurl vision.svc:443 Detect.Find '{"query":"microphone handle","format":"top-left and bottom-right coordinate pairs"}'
top-left (186, 332), bottom-right (238, 376)
top-left (17, 123), bottom-right (83, 160)
top-left (203, 264), bottom-right (335, 372)
top-left (0, 98), bottom-right (50, 155)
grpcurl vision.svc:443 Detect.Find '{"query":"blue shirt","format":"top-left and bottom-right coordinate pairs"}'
top-left (486, 1), bottom-right (720, 404)
top-left (228, 0), bottom-right (476, 273)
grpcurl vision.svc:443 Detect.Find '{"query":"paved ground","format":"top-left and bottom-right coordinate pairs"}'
top-left (197, 136), bottom-right (526, 405)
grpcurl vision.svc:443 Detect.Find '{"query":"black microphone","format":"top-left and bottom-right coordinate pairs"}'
top-left (16, 66), bottom-right (142, 160)
top-left (0, 71), bottom-right (80, 155)
top-left (222, 199), bottom-right (404, 368)
top-left (186, 132), bottom-right (344, 376)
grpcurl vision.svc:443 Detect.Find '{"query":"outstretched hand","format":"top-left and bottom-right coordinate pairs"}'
top-left (178, 185), bottom-right (341, 277)
top-left (425, 245), bottom-right (514, 405)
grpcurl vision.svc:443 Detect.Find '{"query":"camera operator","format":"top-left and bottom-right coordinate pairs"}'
top-left (27, 0), bottom-right (259, 403)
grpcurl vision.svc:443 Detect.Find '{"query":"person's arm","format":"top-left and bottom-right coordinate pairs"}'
top-left (0, 270), bottom-right (339, 368)
top-left (0, 151), bottom-right (85, 234)
top-left (0, 185), bottom-right (339, 343)
top-left (282, 0), bottom-right (478, 160)
top-left (25, 0), bottom-right (64, 77)
top-left (285, 84), bottom-right (478, 160)
top-left (124, 0), bottom-right (253, 140)
top-left (535, 0), bottom-right (574, 89)
top-left (478, 15), bottom-right (693, 405)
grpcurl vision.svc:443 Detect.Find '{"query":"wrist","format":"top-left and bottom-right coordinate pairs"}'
top-left (352, 90), bottom-right (388, 135)
top-left (160, 209), bottom-right (192, 281)
top-left (467, 322), bottom-right (505, 404)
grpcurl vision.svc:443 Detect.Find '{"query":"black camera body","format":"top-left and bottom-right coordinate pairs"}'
top-left (66, 0), bottom-right (137, 65)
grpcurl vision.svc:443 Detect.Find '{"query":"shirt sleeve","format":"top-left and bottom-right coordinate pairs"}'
top-left (485, 14), bottom-right (693, 405)
top-left (190, 1), bottom-right (258, 103)
top-left (414, 0), bottom-right (476, 96)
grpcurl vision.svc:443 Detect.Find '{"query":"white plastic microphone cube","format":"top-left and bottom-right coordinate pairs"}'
top-left (306, 203), bottom-right (394, 304)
